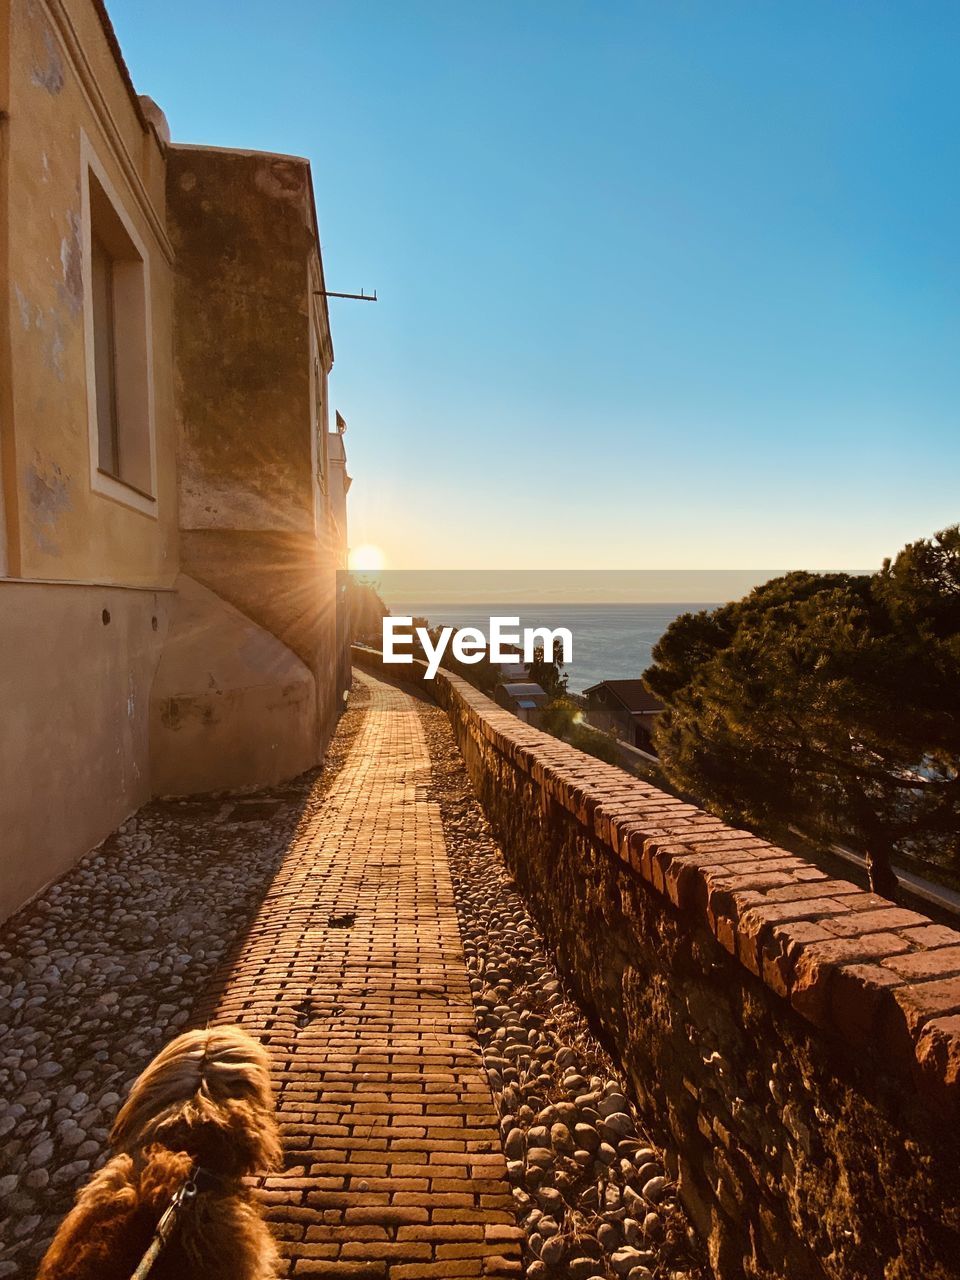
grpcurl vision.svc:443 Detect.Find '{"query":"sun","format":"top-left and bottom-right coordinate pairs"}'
top-left (349, 543), bottom-right (386, 572)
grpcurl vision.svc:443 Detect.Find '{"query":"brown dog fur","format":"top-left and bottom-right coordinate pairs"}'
top-left (36, 1026), bottom-right (282, 1280)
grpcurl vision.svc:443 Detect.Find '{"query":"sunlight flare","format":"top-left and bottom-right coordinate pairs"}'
top-left (349, 543), bottom-right (385, 572)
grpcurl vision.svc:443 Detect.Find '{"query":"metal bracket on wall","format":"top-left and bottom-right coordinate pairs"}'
top-left (314, 289), bottom-right (378, 302)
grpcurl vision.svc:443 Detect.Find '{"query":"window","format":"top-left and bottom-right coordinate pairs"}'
top-left (308, 306), bottom-right (329, 536)
top-left (313, 338), bottom-right (329, 498)
top-left (82, 136), bottom-right (156, 514)
top-left (91, 232), bottom-right (119, 476)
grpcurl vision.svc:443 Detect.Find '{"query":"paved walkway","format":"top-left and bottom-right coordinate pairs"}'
top-left (201, 674), bottom-right (522, 1279)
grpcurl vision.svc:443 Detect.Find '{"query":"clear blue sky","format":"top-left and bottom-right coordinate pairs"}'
top-left (109, 0), bottom-right (960, 571)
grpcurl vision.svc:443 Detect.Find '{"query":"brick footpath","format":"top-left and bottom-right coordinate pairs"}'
top-left (200, 674), bottom-right (523, 1279)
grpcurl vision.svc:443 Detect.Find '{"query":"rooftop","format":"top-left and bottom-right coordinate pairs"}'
top-left (584, 678), bottom-right (665, 714)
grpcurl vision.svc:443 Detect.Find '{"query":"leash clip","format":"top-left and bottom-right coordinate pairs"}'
top-left (129, 1168), bottom-right (200, 1280)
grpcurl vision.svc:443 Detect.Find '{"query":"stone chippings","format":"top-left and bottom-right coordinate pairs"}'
top-left (417, 701), bottom-right (704, 1280)
top-left (0, 685), bottom-right (370, 1278)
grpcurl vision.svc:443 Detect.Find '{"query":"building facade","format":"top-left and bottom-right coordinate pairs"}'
top-left (494, 681), bottom-right (549, 726)
top-left (583, 679), bottom-right (664, 752)
top-left (0, 0), bottom-right (352, 919)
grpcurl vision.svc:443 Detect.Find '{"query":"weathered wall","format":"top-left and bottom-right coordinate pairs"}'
top-left (353, 647), bottom-right (960, 1280)
top-left (149, 575), bottom-right (317, 796)
top-left (4, 0), bottom-right (177, 585)
top-left (0, 582), bottom-right (171, 920)
top-left (0, 0), bottom-right (178, 919)
top-left (0, 0), bottom-right (13, 576)
top-left (166, 144), bottom-right (341, 757)
top-left (0, 2), bottom-right (345, 921)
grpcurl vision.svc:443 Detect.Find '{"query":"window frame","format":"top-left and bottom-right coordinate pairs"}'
top-left (308, 285), bottom-right (329, 536)
top-left (80, 131), bottom-right (158, 518)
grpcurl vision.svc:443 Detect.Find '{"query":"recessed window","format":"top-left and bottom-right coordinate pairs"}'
top-left (82, 135), bottom-right (157, 516)
top-left (91, 232), bottom-right (120, 476)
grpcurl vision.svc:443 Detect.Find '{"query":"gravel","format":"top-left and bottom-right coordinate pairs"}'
top-left (417, 698), bottom-right (705, 1280)
top-left (0, 683), bottom-right (370, 1276)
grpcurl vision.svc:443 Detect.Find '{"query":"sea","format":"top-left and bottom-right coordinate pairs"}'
top-left (405, 602), bottom-right (719, 694)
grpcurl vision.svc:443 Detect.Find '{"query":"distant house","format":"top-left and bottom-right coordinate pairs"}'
top-left (499, 661), bottom-right (529, 682)
top-left (495, 681), bottom-right (549, 725)
top-left (583, 680), bottom-right (665, 752)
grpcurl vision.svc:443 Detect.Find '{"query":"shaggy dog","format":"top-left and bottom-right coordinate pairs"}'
top-left (36, 1026), bottom-right (282, 1280)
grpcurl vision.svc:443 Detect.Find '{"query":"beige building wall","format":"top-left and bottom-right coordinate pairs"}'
top-left (0, 0), bottom-right (177, 920)
top-left (0, 582), bottom-right (174, 917)
top-left (149, 576), bottom-right (318, 797)
top-left (1, 1), bottom-right (13, 577)
top-left (4, 0), bottom-right (177, 585)
top-left (0, 1), bottom-right (350, 921)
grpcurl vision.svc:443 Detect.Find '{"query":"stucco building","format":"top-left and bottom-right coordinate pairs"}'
top-left (0, 0), bottom-right (352, 919)
top-left (583, 679), bottom-right (664, 752)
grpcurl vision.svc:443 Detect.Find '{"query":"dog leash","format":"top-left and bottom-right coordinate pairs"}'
top-left (129, 1170), bottom-right (197, 1280)
top-left (127, 1164), bottom-right (229, 1280)
top-left (129, 1165), bottom-right (231, 1280)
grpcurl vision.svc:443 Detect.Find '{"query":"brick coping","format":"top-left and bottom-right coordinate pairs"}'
top-left (352, 648), bottom-right (960, 1115)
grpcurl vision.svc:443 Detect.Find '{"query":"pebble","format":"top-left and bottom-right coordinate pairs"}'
top-left (575, 1122), bottom-right (600, 1150)
top-left (611, 1248), bottom-right (646, 1275)
top-left (599, 1093), bottom-right (629, 1117)
top-left (569, 1261), bottom-right (601, 1280)
top-left (642, 1175), bottom-right (669, 1203)
top-left (602, 1111), bottom-right (635, 1137)
top-left (504, 1127), bottom-right (525, 1159)
top-left (536, 1187), bottom-right (565, 1215)
top-left (540, 1235), bottom-right (567, 1266)
top-left (0, 691), bottom-right (369, 1275)
top-left (550, 1122), bottom-right (574, 1152)
top-left (418, 699), bottom-right (704, 1280)
top-left (643, 1211), bottom-right (664, 1240)
top-left (598, 1221), bottom-right (621, 1250)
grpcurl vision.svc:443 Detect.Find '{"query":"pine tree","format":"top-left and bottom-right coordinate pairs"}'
top-left (643, 528), bottom-right (960, 900)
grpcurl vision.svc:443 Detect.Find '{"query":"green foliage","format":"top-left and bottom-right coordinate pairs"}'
top-left (538, 696), bottom-right (579, 738)
top-left (539, 696), bottom-right (621, 764)
top-left (528, 641), bottom-right (569, 699)
top-left (568, 723), bottom-right (622, 764)
top-left (644, 527), bottom-right (960, 896)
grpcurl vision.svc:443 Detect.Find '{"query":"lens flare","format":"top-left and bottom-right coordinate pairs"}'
top-left (349, 544), bottom-right (385, 572)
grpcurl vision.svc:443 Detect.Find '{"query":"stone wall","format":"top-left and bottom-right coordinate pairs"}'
top-left (166, 143), bottom-right (342, 760)
top-left (352, 647), bottom-right (960, 1279)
